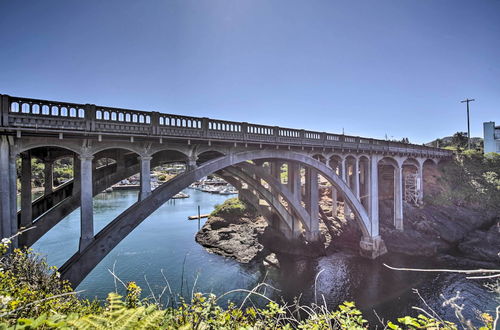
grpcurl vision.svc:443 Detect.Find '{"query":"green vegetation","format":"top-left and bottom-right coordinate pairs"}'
top-left (210, 197), bottom-right (255, 218)
top-left (53, 158), bottom-right (74, 186)
top-left (433, 150), bottom-right (500, 211)
top-left (0, 239), bottom-right (496, 329)
top-left (428, 132), bottom-right (484, 152)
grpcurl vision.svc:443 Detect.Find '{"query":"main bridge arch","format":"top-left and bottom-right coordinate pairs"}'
top-left (59, 149), bottom-right (380, 287)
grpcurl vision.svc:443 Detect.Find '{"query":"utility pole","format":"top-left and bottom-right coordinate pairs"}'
top-left (460, 98), bottom-right (475, 149)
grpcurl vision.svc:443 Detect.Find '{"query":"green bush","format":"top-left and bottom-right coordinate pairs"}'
top-left (0, 247), bottom-right (100, 325)
top-left (210, 197), bottom-right (255, 218)
top-left (434, 150), bottom-right (500, 211)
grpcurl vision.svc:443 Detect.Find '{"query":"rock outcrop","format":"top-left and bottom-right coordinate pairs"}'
top-left (195, 214), bottom-right (268, 263)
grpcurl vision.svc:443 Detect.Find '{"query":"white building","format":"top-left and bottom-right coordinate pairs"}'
top-left (483, 121), bottom-right (500, 153)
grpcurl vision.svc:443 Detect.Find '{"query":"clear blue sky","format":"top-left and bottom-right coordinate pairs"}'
top-left (1, 1), bottom-right (499, 143)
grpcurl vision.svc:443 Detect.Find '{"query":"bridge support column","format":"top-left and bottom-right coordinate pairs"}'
top-left (44, 160), bottom-right (53, 195)
top-left (342, 157), bottom-right (351, 220)
top-left (417, 159), bottom-right (425, 204)
top-left (360, 154), bottom-right (387, 258)
top-left (20, 152), bottom-right (33, 228)
top-left (139, 156), bottom-right (152, 201)
top-left (79, 155), bottom-right (94, 251)
top-left (369, 155), bottom-right (380, 236)
top-left (353, 157), bottom-right (360, 199)
top-left (288, 162), bottom-right (301, 199)
top-left (394, 161), bottom-right (404, 231)
top-left (0, 136), bottom-right (13, 240)
top-left (187, 156), bottom-right (197, 171)
top-left (304, 168), bottom-right (319, 241)
top-left (331, 187), bottom-right (338, 217)
top-left (9, 150), bottom-right (17, 245)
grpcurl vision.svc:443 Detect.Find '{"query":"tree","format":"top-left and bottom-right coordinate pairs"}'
top-left (451, 132), bottom-right (468, 150)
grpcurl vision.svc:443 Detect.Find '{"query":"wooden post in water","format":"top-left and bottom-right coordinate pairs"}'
top-left (197, 205), bottom-right (201, 230)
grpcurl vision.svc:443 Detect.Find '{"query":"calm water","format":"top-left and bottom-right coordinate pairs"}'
top-left (32, 189), bottom-right (497, 325)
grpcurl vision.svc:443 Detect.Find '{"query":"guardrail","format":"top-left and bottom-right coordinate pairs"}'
top-left (0, 94), bottom-right (452, 157)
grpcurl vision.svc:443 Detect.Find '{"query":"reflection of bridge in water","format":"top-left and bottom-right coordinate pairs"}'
top-left (0, 94), bottom-right (452, 286)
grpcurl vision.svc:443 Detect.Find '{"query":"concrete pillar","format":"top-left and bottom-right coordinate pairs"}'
top-left (364, 158), bottom-right (371, 213)
top-left (331, 187), bottom-right (338, 217)
top-left (394, 162), bottom-right (404, 231)
top-left (8, 151), bottom-right (17, 244)
top-left (288, 162), bottom-right (301, 201)
top-left (0, 136), bottom-right (12, 239)
top-left (369, 155), bottom-right (380, 237)
top-left (44, 160), bottom-right (53, 195)
top-left (304, 168), bottom-right (319, 241)
top-left (79, 155), bottom-right (94, 251)
top-left (20, 152), bottom-right (33, 227)
top-left (342, 157), bottom-right (352, 220)
top-left (139, 156), bottom-right (152, 201)
top-left (417, 160), bottom-right (424, 203)
top-left (187, 156), bottom-right (197, 171)
top-left (353, 157), bottom-right (360, 200)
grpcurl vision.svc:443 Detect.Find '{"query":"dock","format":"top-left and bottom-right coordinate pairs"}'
top-left (188, 214), bottom-right (210, 220)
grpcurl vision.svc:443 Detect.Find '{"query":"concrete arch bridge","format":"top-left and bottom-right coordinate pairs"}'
top-left (0, 94), bottom-right (451, 286)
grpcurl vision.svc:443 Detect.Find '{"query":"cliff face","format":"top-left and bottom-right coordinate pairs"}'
top-left (379, 159), bottom-right (500, 265)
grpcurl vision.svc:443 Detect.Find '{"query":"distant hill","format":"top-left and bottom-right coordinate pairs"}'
top-left (426, 134), bottom-right (483, 149)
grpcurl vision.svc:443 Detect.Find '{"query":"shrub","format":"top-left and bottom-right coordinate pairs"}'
top-left (210, 197), bottom-right (255, 218)
top-left (0, 247), bottom-right (100, 325)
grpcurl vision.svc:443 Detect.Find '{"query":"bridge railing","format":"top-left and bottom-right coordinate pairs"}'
top-left (0, 94), bottom-right (452, 157)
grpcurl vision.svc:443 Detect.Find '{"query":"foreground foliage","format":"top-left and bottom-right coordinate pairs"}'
top-left (0, 246), bottom-right (100, 323)
top-left (5, 291), bottom-right (488, 329)
top-left (0, 236), bottom-right (496, 329)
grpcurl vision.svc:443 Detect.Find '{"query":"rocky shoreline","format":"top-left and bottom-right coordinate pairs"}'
top-left (195, 196), bottom-right (499, 267)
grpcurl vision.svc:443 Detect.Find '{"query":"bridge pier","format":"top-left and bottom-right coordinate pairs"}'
top-left (0, 137), bottom-right (12, 240)
top-left (20, 152), bottom-right (33, 228)
top-left (417, 158), bottom-right (425, 204)
top-left (353, 157), bottom-right (360, 200)
top-left (139, 156), bottom-right (152, 201)
top-left (393, 159), bottom-right (404, 231)
top-left (359, 235), bottom-right (387, 259)
top-left (79, 155), bottom-right (94, 251)
top-left (342, 157), bottom-right (352, 220)
top-left (369, 155), bottom-right (380, 236)
top-left (304, 167), bottom-right (320, 241)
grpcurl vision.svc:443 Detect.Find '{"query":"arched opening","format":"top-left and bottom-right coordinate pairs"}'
top-left (402, 158), bottom-right (419, 205)
top-left (150, 150), bottom-right (189, 187)
top-left (196, 150), bottom-right (224, 165)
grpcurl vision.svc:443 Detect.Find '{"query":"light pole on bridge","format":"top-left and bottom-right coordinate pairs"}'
top-left (460, 98), bottom-right (475, 150)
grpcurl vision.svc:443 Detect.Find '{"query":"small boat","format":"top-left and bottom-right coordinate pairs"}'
top-left (219, 187), bottom-right (238, 195)
top-left (173, 192), bottom-right (189, 199)
top-left (105, 187), bottom-right (113, 193)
